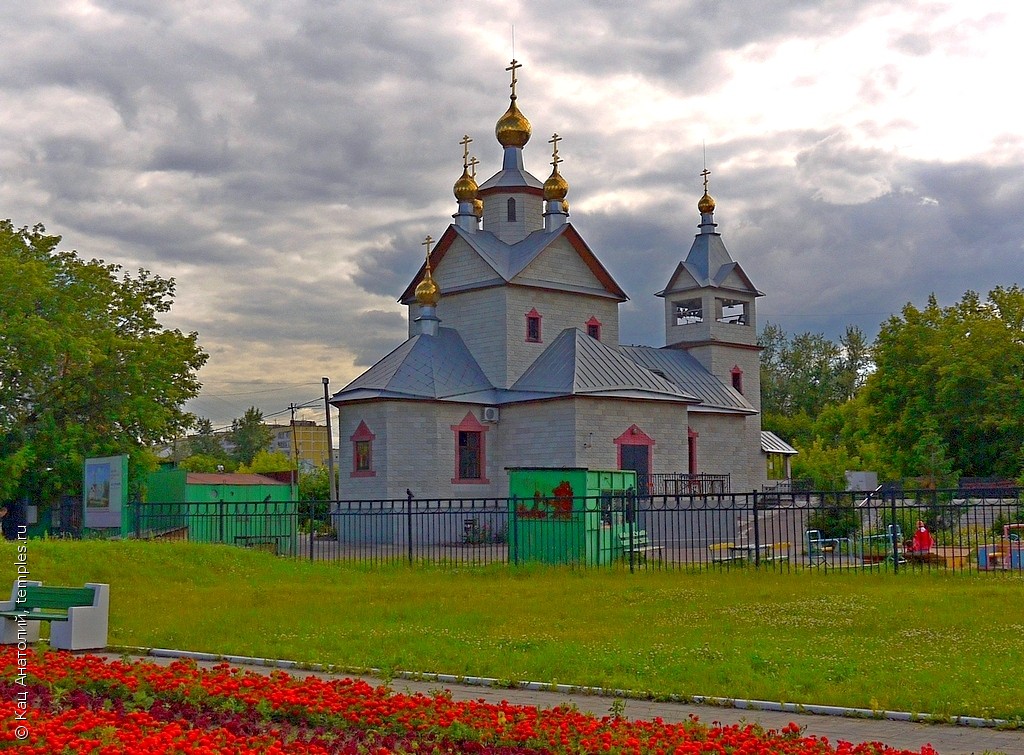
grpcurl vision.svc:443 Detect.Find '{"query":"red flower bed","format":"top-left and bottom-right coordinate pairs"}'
top-left (0, 649), bottom-right (938, 754)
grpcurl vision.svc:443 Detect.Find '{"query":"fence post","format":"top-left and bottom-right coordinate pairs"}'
top-left (627, 487), bottom-right (636, 574)
top-left (308, 500), bottom-right (315, 562)
top-left (133, 501), bottom-right (141, 540)
top-left (406, 489), bottom-right (414, 567)
top-left (752, 490), bottom-right (761, 567)
top-left (511, 495), bottom-right (518, 566)
top-left (890, 491), bottom-right (899, 574)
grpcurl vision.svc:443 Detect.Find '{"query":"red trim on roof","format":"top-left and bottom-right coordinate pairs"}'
top-left (398, 226), bottom-right (458, 303)
top-left (562, 225), bottom-right (628, 300)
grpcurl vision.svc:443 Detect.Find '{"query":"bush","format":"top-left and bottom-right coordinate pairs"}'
top-left (806, 495), bottom-right (859, 538)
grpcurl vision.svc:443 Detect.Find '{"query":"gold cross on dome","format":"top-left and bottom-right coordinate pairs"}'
top-left (459, 135), bottom-right (472, 169)
top-left (700, 167), bottom-right (711, 193)
top-left (506, 58), bottom-right (522, 99)
top-left (468, 155), bottom-right (479, 178)
top-left (422, 235), bottom-right (434, 261)
top-left (548, 133), bottom-right (562, 168)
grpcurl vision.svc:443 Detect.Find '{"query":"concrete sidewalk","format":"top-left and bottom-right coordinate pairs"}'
top-left (98, 650), bottom-right (1023, 755)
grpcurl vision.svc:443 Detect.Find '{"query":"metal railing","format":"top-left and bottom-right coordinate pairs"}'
top-left (116, 487), bottom-right (1024, 574)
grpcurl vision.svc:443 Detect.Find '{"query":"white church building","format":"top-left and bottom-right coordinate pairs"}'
top-left (330, 61), bottom-right (794, 500)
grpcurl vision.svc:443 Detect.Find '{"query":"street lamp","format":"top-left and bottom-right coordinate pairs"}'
top-left (322, 377), bottom-right (336, 501)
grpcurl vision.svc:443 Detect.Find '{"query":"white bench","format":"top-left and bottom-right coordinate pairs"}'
top-left (619, 530), bottom-right (662, 561)
top-left (0, 580), bottom-right (109, 651)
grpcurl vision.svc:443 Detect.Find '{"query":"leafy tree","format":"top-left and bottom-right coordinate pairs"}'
top-left (0, 220), bottom-right (207, 508)
top-left (836, 325), bottom-right (872, 402)
top-left (865, 287), bottom-right (1024, 479)
top-left (791, 438), bottom-right (862, 491)
top-left (189, 418), bottom-right (228, 459)
top-left (236, 450), bottom-right (293, 474)
top-left (759, 323), bottom-right (865, 430)
top-left (178, 455), bottom-right (236, 473)
top-left (229, 407), bottom-right (272, 466)
top-left (299, 466), bottom-right (330, 501)
top-left (806, 494), bottom-right (860, 539)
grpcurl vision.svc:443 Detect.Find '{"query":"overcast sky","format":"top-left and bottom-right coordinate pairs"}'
top-left (3, 1), bottom-right (1021, 429)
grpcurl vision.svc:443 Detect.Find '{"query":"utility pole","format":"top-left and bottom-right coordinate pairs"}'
top-left (289, 403), bottom-right (298, 498)
top-left (322, 377), bottom-right (336, 501)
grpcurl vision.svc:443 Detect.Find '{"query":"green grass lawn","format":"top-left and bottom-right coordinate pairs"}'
top-left (5, 539), bottom-right (1022, 722)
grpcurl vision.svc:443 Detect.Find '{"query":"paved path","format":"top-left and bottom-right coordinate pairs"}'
top-left (99, 652), bottom-right (1023, 755)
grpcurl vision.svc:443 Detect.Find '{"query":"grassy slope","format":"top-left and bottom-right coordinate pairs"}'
top-left (5, 539), bottom-right (1021, 720)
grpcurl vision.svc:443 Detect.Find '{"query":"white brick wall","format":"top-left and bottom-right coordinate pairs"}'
top-left (517, 236), bottom-right (601, 289)
top-left (688, 412), bottom-right (766, 492)
top-left (481, 192), bottom-right (544, 244)
top-left (505, 287), bottom-right (620, 386)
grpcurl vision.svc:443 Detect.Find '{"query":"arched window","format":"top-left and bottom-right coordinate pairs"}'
top-left (525, 308), bottom-right (542, 343)
top-left (507, 197), bottom-right (517, 222)
top-left (350, 420), bottom-right (376, 478)
top-left (731, 365), bottom-right (743, 394)
top-left (451, 412), bottom-right (490, 484)
top-left (585, 316), bottom-right (602, 341)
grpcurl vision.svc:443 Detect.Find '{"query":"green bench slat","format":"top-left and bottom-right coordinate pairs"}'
top-left (19, 586), bottom-right (95, 611)
top-left (0, 610), bottom-right (70, 621)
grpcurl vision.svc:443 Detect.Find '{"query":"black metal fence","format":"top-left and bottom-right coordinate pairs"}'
top-left (119, 487), bottom-right (1024, 573)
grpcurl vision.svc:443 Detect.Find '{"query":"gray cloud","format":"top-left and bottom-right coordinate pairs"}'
top-left (2, 0), bottom-right (1020, 427)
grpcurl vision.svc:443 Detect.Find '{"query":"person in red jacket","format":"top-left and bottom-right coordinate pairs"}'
top-left (910, 520), bottom-right (934, 553)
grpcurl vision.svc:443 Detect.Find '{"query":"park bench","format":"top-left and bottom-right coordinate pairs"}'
top-left (708, 542), bottom-right (742, 563)
top-left (710, 542), bottom-right (791, 563)
top-left (751, 542), bottom-right (791, 561)
top-left (0, 581), bottom-right (109, 650)
top-left (619, 530), bottom-right (662, 561)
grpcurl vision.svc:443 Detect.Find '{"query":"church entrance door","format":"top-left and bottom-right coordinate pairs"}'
top-left (620, 444), bottom-right (649, 495)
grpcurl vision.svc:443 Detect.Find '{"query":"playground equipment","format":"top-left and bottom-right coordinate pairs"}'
top-left (978, 523), bottom-right (1024, 570)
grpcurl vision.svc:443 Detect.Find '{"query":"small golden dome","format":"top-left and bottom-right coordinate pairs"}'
top-left (544, 168), bottom-right (569, 202)
top-left (415, 266), bottom-right (441, 307)
top-left (453, 168), bottom-right (478, 202)
top-left (698, 191), bottom-right (716, 214)
top-left (561, 199), bottom-right (569, 214)
top-left (495, 100), bottom-right (531, 148)
top-left (472, 197), bottom-right (483, 218)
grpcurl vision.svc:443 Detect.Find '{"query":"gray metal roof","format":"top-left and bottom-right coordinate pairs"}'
top-left (331, 328), bottom-right (493, 403)
top-left (620, 346), bottom-right (756, 414)
top-left (656, 218), bottom-right (763, 297)
top-left (477, 146), bottom-right (544, 191)
top-left (512, 329), bottom-right (696, 402)
top-left (451, 224), bottom-right (557, 282)
top-left (761, 430), bottom-right (798, 455)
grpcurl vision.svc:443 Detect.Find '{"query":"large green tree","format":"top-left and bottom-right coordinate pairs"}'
top-left (865, 287), bottom-right (1024, 479)
top-left (184, 417), bottom-right (229, 461)
top-left (229, 407), bottom-right (272, 466)
top-left (0, 221), bottom-right (208, 506)
top-left (758, 323), bottom-right (871, 452)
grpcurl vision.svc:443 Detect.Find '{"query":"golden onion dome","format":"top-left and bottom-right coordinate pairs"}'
top-left (453, 168), bottom-right (478, 202)
top-left (698, 191), bottom-right (716, 214)
top-left (543, 168), bottom-right (569, 202)
top-left (414, 266), bottom-right (441, 307)
top-left (495, 100), bottom-right (531, 148)
top-left (561, 199), bottom-right (569, 214)
top-left (472, 197), bottom-right (484, 218)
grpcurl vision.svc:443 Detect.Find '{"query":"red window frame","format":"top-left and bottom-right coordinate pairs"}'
top-left (525, 308), bottom-right (542, 343)
top-left (585, 316), bottom-right (602, 340)
top-left (350, 420), bottom-right (376, 478)
top-left (451, 412), bottom-right (490, 484)
top-left (731, 365), bottom-right (743, 394)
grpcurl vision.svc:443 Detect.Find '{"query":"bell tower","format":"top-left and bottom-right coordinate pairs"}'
top-left (657, 171), bottom-right (764, 410)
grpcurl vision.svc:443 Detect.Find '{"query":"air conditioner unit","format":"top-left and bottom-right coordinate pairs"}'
top-left (482, 406), bottom-right (500, 423)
